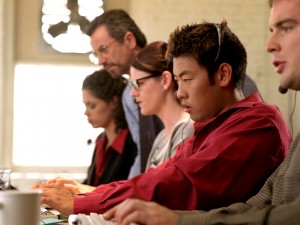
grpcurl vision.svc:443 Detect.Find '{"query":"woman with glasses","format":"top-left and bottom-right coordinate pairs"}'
top-left (130, 41), bottom-right (194, 170)
top-left (42, 69), bottom-right (137, 194)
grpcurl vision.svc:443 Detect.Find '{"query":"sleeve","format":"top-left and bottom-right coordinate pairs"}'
top-left (176, 207), bottom-right (271, 225)
top-left (176, 167), bottom-right (278, 225)
top-left (265, 196), bottom-right (300, 225)
top-left (176, 193), bottom-right (300, 225)
top-left (74, 108), bottom-right (289, 215)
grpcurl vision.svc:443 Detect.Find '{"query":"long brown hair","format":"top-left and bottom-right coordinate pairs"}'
top-left (131, 41), bottom-right (177, 91)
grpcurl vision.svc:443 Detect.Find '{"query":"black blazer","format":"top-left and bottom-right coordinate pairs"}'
top-left (139, 114), bottom-right (164, 173)
top-left (83, 131), bottom-right (138, 185)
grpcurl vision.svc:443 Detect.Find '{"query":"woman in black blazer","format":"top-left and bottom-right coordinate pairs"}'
top-left (44, 69), bottom-right (137, 194)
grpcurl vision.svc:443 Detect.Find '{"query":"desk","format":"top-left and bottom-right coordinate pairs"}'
top-left (40, 209), bottom-right (68, 225)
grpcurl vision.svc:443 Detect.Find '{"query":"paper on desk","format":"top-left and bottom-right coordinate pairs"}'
top-left (40, 218), bottom-right (64, 225)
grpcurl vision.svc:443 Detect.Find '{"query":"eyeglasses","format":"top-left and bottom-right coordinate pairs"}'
top-left (89, 39), bottom-right (116, 64)
top-left (214, 24), bottom-right (221, 61)
top-left (129, 73), bottom-right (161, 90)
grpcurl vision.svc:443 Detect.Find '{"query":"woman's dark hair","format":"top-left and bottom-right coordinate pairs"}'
top-left (82, 69), bottom-right (128, 132)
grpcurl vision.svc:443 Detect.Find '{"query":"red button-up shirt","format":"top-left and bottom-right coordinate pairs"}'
top-left (74, 92), bottom-right (291, 214)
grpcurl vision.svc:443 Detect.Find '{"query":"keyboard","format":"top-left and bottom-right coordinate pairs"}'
top-left (68, 213), bottom-right (137, 225)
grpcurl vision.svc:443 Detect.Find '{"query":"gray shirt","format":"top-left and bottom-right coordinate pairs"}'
top-left (146, 118), bottom-right (194, 170)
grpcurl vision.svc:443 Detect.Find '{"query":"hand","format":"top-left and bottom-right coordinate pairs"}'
top-left (46, 176), bottom-right (77, 186)
top-left (33, 177), bottom-right (96, 195)
top-left (45, 176), bottom-right (95, 195)
top-left (103, 199), bottom-right (179, 225)
top-left (47, 177), bottom-right (81, 195)
top-left (64, 183), bottom-right (96, 195)
top-left (34, 183), bottom-right (75, 216)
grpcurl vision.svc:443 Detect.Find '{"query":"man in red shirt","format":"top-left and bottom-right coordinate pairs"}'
top-left (36, 20), bottom-right (291, 216)
top-left (103, 1), bottom-right (300, 225)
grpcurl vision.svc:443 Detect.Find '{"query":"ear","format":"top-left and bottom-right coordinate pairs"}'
top-left (161, 71), bottom-right (173, 91)
top-left (216, 63), bottom-right (232, 87)
top-left (123, 31), bottom-right (137, 49)
top-left (110, 96), bottom-right (119, 110)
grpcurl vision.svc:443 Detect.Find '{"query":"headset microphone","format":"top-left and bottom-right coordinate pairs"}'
top-left (278, 86), bottom-right (288, 94)
top-left (87, 139), bottom-right (92, 145)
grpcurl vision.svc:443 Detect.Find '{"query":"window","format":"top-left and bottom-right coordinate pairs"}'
top-left (41, 0), bottom-right (104, 53)
top-left (13, 64), bottom-right (102, 170)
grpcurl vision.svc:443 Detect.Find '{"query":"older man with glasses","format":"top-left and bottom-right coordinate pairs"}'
top-left (87, 9), bottom-right (164, 178)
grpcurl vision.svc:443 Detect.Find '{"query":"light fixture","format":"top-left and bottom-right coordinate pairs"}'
top-left (41, 0), bottom-right (103, 54)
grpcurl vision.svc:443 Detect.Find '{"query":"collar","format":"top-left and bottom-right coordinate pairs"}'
top-left (110, 128), bottom-right (129, 154)
top-left (193, 92), bottom-right (262, 131)
top-left (96, 128), bottom-right (129, 154)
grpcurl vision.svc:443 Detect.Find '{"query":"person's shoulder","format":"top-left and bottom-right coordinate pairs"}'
top-left (225, 94), bottom-right (285, 125)
top-left (253, 100), bottom-right (282, 117)
top-left (241, 92), bottom-right (281, 116)
top-left (238, 102), bottom-right (285, 126)
top-left (172, 119), bottom-right (194, 135)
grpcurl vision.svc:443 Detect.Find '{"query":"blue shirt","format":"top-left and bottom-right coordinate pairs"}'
top-left (122, 83), bottom-right (141, 177)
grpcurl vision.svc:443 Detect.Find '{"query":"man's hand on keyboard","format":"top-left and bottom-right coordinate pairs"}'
top-left (103, 198), bottom-right (179, 225)
top-left (33, 183), bottom-right (74, 216)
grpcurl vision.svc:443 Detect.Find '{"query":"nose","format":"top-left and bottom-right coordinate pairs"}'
top-left (130, 86), bottom-right (139, 98)
top-left (174, 90), bottom-right (178, 99)
top-left (176, 87), bottom-right (186, 100)
top-left (84, 108), bottom-right (89, 116)
top-left (265, 33), bottom-right (279, 53)
top-left (97, 55), bottom-right (106, 65)
top-left (89, 52), bottom-right (103, 65)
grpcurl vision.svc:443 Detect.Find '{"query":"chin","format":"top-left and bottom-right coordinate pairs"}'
top-left (110, 72), bottom-right (122, 79)
top-left (105, 68), bottom-right (121, 79)
top-left (140, 110), bottom-right (151, 116)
